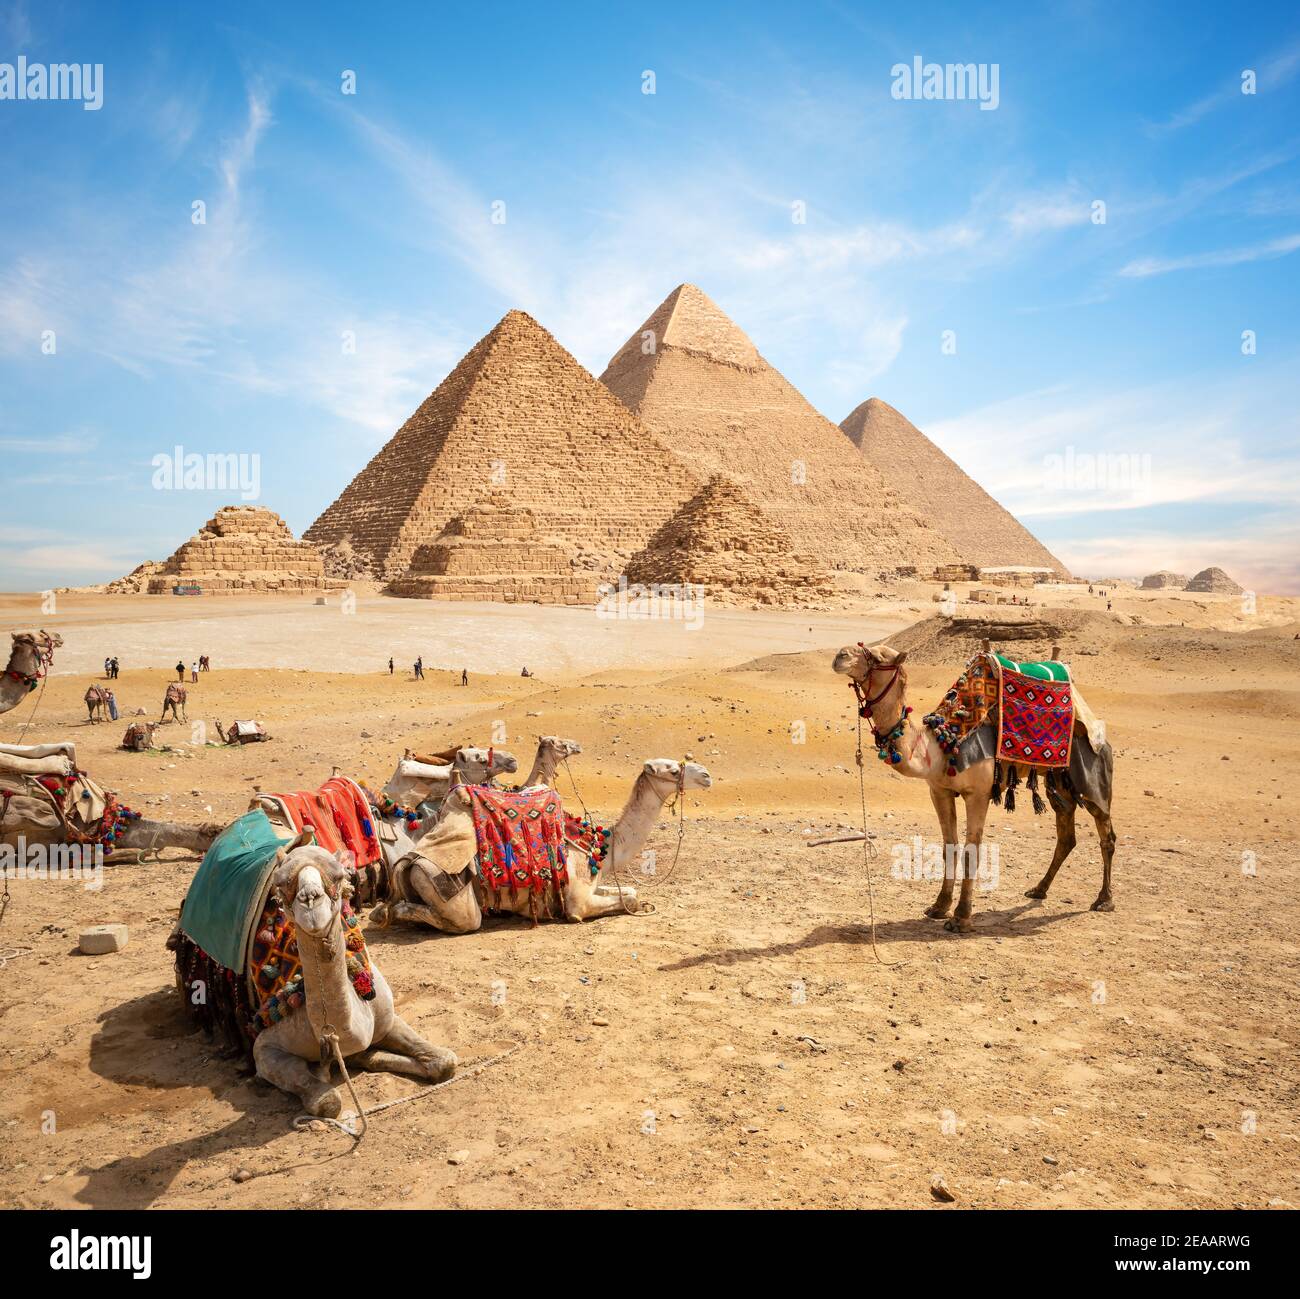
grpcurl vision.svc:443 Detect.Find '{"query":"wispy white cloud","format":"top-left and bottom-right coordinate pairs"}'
top-left (1148, 39), bottom-right (1300, 134)
top-left (1119, 232), bottom-right (1300, 278)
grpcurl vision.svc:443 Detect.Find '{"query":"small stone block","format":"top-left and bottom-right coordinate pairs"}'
top-left (79, 924), bottom-right (128, 955)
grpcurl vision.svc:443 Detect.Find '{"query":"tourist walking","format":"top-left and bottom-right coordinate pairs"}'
top-left (414, 657), bottom-right (424, 680)
top-left (190, 661), bottom-right (199, 683)
top-left (103, 656), bottom-right (111, 678)
top-left (110, 656), bottom-right (119, 679)
top-left (461, 668), bottom-right (468, 687)
top-left (388, 656), bottom-right (394, 675)
top-left (175, 660), bottom-right (185, 682)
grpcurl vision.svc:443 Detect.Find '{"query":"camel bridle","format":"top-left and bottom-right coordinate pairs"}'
top-left (847, 644), bottom-right (904, 717)
top-left (7, 632), bottom-right (55, 691)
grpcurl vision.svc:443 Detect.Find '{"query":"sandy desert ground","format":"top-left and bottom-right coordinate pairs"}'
top-left (1, 584), bottom-right (1298, 1209)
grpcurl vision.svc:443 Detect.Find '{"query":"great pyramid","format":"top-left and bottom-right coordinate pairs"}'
top-left (840, 398), bottom-right (1068, 575)
top-left (136, 506), bottom-right (345, 594)
top-left (599, 284), bottom-right (963, 574)
top-left (305, 310), bottom-right (701, 579)
top-left (625, 475), bottom-right (835, 605)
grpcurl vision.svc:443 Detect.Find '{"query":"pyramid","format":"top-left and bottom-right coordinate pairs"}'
top-left (306, 311), bottom-right (702, 579)
top-left (599, 284), bottom-right (962, 574)
top-left (383, 493), bottom-right (596, 605)
top-left (140, 506), bottom-right (344, 594)
top-left (840, 398), bottom-right (1068, 575)
top-left (625, 475), bottom-right (835, 605)
top-left (1141, 570), bottom-right (1187, 590)
top-left (1185, 566), bottom-right (1241, 594)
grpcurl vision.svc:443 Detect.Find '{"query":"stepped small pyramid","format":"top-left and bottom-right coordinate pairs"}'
top-left (599, 284), bottom-right (962, 573)
top-left (383, 493), bottom-right (595, 604)
top-left (306, 310), bottom-right (702, 579)
top-left (1185, 566), bottom-right (1241, 594)
top-left (142, 506), bottom-right (343, 594)
top-left (626, 475), bottom-right (834, 604)
top-left (840, 398), bottom-right (1067, 574)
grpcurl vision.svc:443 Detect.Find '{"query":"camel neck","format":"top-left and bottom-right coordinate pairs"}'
top-left (296, 912), bottom-right (354, 1042)
top-left (607, 773), bottom-right (670, 874)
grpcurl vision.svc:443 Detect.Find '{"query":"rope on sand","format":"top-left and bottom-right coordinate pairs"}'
top-left (855, 711), bottom-right (909, 969)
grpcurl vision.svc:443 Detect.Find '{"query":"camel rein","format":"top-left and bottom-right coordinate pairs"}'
top-left (848, 661), bottom-right (910, 969)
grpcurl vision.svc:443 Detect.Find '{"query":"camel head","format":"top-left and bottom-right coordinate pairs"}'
top-left (642, 758), bottom-right (712, 793)
top-left (539, 735), bottom-right (582, 759)
top-left (271, 844), bottom-right (351, 940)
top-left (9, 630), bottom-right (62, 673)
top-left (832, 642), bottom-right (906, 685)
top-left (456, 745), bottom-right (518, 782)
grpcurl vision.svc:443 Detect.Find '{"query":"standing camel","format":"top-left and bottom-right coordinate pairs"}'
top-left (1, 631), bottom-right (61, 715)
top-left (160, 682), bottom-right (187, 723)
top-left (84, 684), bottom-right (111, 724)
top-left (831, 642), bottom-right (1116, 933)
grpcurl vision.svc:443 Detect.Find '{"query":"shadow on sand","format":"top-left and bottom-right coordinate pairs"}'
top-left (79, 987), bottom-right (347, 1208)
top-left (657, 900), bottom-right (1085, 973)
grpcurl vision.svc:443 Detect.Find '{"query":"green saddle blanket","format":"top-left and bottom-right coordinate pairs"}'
top-left (994, 653), bottom-right (1071, 683)
top-left (179, 810), bottom-right (289, 973)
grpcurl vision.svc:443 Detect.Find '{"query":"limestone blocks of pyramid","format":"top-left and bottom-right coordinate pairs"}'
top-left (840, 397), bottom-right (1068, 576)
top-left (138, 505), bottom-right (345, 594)
top-left (383, 494), bottom-right (596, 605)
top-left (1184, 566), bottom-right (1242, 594)
top-left (624, 475), bottom-right (835, 605)
top-left (1141, 570), bottom-right (1189, 589)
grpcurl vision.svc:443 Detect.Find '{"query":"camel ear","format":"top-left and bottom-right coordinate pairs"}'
top-left (894, 651), bottom-right (908, 666)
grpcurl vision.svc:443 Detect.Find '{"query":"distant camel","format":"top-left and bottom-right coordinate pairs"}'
top-left (160, 682), bottom-right (187, 723)
top-left (84, 684), bottom-right (111, 724)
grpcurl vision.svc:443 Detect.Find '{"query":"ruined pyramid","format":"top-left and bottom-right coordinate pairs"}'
top-left (306, 310), bottom-right (702, 579)
top-left (840, 398), bottom-right (1067, 575)
top-left (626, 475), bottom-right (835, 605)
top-left (138, 506), bottom-right (344, 594)
top-left (599, 284), bottom-right (963, 574)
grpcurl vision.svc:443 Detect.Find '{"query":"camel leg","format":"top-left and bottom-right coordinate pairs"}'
top-left (924, 786), bottom-right (959, 919)
top-left (1087, 804), bottom-right (1116, 912)
top-left (570, 884), bottom-right (637, 920)
top-left (382, 897), bottom-right (482, 934)
top-left (1025, 804), bottom-right (1077, 899)
top-left (945, 791), bottom-right (990, 934)
top-left (353, 1014), bottom-right (457, 1082)
top-left (253, 1038), bottom-right (341, 1117)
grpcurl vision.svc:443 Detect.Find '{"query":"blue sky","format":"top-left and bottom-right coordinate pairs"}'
top-left (2, 0), bottom-right (1298, 592)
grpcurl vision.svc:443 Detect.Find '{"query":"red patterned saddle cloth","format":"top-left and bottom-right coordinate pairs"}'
top-left (997, 668), bottom-right (1074, 768)
top-left (463, 786), bottom-right (610, 914)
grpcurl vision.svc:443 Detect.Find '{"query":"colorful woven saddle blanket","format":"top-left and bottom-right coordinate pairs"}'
top-left (926, 651), bottom-right (1075, 771)
top-left (248, 894), bottom-right (375, 1033)
top-left (463, 785), bottom-right (611, 911)
top-left (260, 776), bottom-right (381, 870)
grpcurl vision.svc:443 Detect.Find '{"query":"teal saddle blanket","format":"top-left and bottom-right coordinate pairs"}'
top-left (179, 810), bottom-right (288, 972)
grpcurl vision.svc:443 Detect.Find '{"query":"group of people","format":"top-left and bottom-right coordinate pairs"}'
top-left (174, 656), bottom-right (211, 682)
top-left (387, 657), bottom-right (471, 686)
top-left (102, 656), bottom-right (120, 679)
